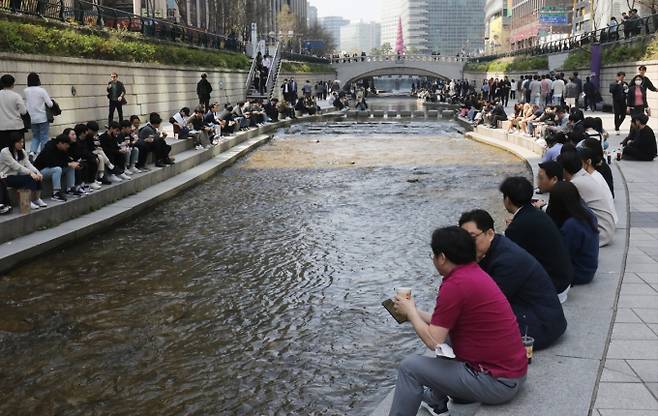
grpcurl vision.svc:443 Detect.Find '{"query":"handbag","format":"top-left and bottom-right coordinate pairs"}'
top-left (21, 112), bottom-right (31, 131)
top-left (120, 96), bottom-right (128, 105)
top-left (46, 99), bottom-right (62, 123)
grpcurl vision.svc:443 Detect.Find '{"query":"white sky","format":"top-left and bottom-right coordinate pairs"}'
top-left (309, 0), bottom-right (381, 23)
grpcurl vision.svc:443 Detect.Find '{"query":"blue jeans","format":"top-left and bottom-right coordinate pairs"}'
top-left (40, 166), bottom-right (74, 191)
top-left (30, 122), bottom-right (50, 154)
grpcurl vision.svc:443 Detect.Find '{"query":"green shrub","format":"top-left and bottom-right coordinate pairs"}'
top-left (464, 55), bottom-right (548, 73)
top-left (563, 36), bottom-right (657, 70)
top-left (0, 19), bottom-right (250, 69)
top-left (281, 61), bottom-right (335, 74)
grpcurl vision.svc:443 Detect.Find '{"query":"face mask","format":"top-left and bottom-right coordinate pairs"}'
top-left (635, 80), bottom-right (642, 85)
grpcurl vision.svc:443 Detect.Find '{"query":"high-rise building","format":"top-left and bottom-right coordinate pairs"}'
top-left (320, 16), bottom-right (351, 50)
top-left (572, 0), bottom-right (627, 35)
top-left (340, 21), bottom-right (382, 53)
top-left (307, 4), bottom-right (318, 27)
top-left (510, 0), bottom-right (572, 49)
top-left (381, 0), bottom-right (485, 56)
top-left (484, 0), bottom-right (512, 53)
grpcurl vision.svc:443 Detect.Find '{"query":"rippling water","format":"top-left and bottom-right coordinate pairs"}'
top-left (0, 120), bottom-right (529, 415)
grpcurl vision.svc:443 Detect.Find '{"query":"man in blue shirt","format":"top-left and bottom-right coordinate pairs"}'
top-left (459, 209), bottom-right (567, 350)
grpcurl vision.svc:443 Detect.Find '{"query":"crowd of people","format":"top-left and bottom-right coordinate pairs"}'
top-left (0, 69), bottom-right (326, 215)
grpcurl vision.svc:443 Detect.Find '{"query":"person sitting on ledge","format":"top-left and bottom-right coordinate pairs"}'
top-left (559, 146), bottom-right (617, 247)
top-left (169, 107), bottom-right (191, 139)
top-left (500, 177), bottom-right (574, 303)
top-left (389, 226), bottom-right (527, 416)
top-left (484, 103), bottom-right (507, 129)
top-left (100, 121), bottom-right (131, 181)
top-left (33, 133), bottom-right (78, 202)
top-left (137, 112), bottom-right (173, 169)
top-left (187, 107), bottom-right (213, 150)
top-left (459, 209), bottom-right (567, 350)
top-left (0, 132), bottom-right (46, 209)
top-left (546, 181), bottom-right (599, 285)
top-left (622, 113), bottom-right (657, 161)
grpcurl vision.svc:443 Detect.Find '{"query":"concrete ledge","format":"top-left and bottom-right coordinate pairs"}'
top-left (426, 110), bottom-right (439, 119)
top-left (413, 110), bottom-right (425, 118)
top-left (372, 110), bottom-right (385, 118)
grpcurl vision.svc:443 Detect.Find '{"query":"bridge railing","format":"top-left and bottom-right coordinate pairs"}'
top-left (329, 54), bottom-right (466, 65)
top-left (473, 12), bottom-right (658, 62)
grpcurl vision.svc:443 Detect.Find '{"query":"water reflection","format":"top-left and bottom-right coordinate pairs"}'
top-left (0, 120), bottom-right (529, 415)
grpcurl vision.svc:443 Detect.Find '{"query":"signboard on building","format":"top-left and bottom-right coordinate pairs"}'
top-left (303, 40), bottom-right (325, 50)
top-left (539, 6), bottom-right (569, 25)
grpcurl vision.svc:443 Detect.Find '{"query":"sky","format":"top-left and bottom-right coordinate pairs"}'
top-left (309, 0), bottom-right (380, 23)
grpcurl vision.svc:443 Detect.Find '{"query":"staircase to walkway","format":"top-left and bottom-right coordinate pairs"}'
top-left (245, 42), bottom-right (282, 100)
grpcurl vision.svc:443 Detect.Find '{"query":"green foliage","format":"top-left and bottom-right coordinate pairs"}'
top-left (0, 19), bottom-right (250, 69)
top-left (563, 37), bottom-right (658, 70)
top-left (281, 61), bottom-right (335, 74)
top-left (464, 55), bottom-right (548, 72)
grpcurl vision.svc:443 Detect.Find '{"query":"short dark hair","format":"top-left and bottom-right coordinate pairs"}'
top-left (458, 209), bottom-right (495, 232)
top-left (26, 72), bottom-right (41, 87)
top-left (579, 138), bottom-right (604, 165)
top-left (639, 65), bottom-right (647, 71)
top-left (149, 112), bottom-right (162, 125)
top-left (430, 226), bottom-right (476, 265)
top-left (119, 119), bottom-right (132, 129)
top-left (129, 115), bottom-right (140, 123)
top-left (539, 161), bottom-right (564, 181)
top-left (617, 71), bottom-right (626, 77)
top-left (73, 123), bottom-right (88, 137)
top-left (632, 113), bottom-right (649, 125)
top-left (558, 146), bottom-right (583, 175)
top-left (86, 121), bottom-right (99, 132)
top-left (499, 177), bottom-right (534, 207)
top-left (0, 74), bottom-right (15, 88)
top-left (108, 121), bottom-right (120, 129)
top-left (54, 133), bottom-right (71, 144)
top-left (180, 107), bottom-right (191, 116)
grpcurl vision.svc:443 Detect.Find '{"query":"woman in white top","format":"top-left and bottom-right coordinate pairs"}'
top-left (0, 133), bottom-right (46, 209)
top-left (24, 72), bottom-right (53, 156)
top-left (0, 74), bottom-right (27, 151)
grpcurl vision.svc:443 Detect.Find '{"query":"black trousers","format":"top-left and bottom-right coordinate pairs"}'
top-left (613, 103), bottom-right (626, 131)
top-left (108, 100), bottom-right (123, 124)
top-left (199, 95), bottom-right (210, 111)
top-left (513, 304), bottom-right (566, 351)
top-left (136, 140), bottom-right (170, 166)
top-left (75, 157), bottom-right (98, 183)
top-left (4, 174), bottom-right (41, 191)
top-left (623, 145), bottom-right (655, 161)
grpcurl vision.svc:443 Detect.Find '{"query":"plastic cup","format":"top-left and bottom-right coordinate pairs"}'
top-left (395, 287), bottom-right (412, 300)
top-left (522, 336), bottom-right (534, 364)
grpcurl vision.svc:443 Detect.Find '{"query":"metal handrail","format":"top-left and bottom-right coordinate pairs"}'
top-left (264, 42), bottom-right (281, 99)
top-left (0, 0), bottom-right (245, 53)
top-left (474, 13), bottom-right (658, 62)
top-left (329, 54), bottom-right (467, 64)
top-left (244, 49), bottom-right (260, 94)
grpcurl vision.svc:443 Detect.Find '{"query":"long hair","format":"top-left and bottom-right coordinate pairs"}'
top-left (9, 132), bottom-right (25, 161)
top-left (547, 181), bottom-right (598, 232)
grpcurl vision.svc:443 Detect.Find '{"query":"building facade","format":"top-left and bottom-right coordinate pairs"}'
top-left (484, 0), bottom-right (512, 53)
top-left (307, 4), bottom-right (318, 27)
top-left (510, 0), bottom-right (572, 50)
top-left (572, 0), bottom-right (628, 35)
top-left (381, 0), bottom-right (485, 56)
top-left (320, 16), bottom-right (351, 51)
top-left (340, 21), bottom-right (381, 53)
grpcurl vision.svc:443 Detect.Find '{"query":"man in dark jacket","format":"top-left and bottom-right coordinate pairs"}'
top-left (137, 112), bottom-right (173, 168)
top-left (573, 72), bottom-right (583, 109)
top-left (500, 177), bottom-right (574, 303)
top-left (460, 209), bottom-right (567, 350)
top-left (100, 121), bottom-right (129, 179)
top-left (106, 72), bottom-right (126, 124)
top-left (583, 76), bottom-right (596, 111)
top-left (34, 134), bottom-right (78, 202)
top-left (197, 74), bottom-right (213, 112)
top-left (622, 113), bottom-right (657, 161)
top-left (609, 72), bottom-right (629, 132)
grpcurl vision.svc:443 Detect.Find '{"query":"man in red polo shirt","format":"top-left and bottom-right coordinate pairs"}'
top-left (390, 226), bottom-right (528, 416)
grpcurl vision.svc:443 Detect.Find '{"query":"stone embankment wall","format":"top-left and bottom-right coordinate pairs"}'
top-left (0, 52), bottom-right (248, 136)
top-left (464, 60), bottom-right (658, 113)
top-left (274, 72), bottom-right (337, 102)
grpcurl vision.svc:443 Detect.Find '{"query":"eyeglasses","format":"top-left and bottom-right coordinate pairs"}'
top-left (469, 231), bottom-right (485, 240)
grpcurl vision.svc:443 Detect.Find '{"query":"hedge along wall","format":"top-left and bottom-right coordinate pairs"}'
top-left (463, 60), bottom-right (658, 113)
top-left (274, 72), bottom-right (337, 102)
top-left (0, 52), bottom-right (248, 136)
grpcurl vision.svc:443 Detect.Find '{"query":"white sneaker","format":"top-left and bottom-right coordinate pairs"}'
top-left (94, 180), bottom-right (102, 186)
top-left (558, 286), bottom-right (570, 304)
top-left (30, 202), bottom-right (40, 210)
top-left (119, 173), bottom-right (131, 180)
top-left (109, 174), bottom-right (122, 183)
top-left (87, 182), bottom-right (102, 190)
top-left (34, 198), bottom-right (47, 208)
top-left (195, 145), bottom-right (204, 150)
top-left (129, 167), bottom-right (141, 174)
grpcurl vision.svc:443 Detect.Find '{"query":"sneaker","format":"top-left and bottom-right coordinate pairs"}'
top-left (34, 198), bottom-right (47, 208)
top-left (129, 167), bottom-right (141, 174)
top-left (94, 180), bottom-right (103, 186)
top-left (28, 152), bottom-right (36, 163)
top-left (195, 145), bottom-right (204, 150)
top-left (164, 158), bottom-right (175, 165)
top-left (119, 173), bottom-right (131, 180)
top-left (109, 174), bottom-right (123, 183)
top-left (155, 161), bottom-right (166, 167)
top-left (52, 191), bottom-right (67, 202)
top-left (558, 286), bottom-right (570, 304)
top-left (421, 389), bottom-right (449, 416)
top-left (0, 204), bottom-right (11, 215)
top-left (87, 182), bottom-right (101, 190)
top-left (66, 188), bottom-right (84, 197)
top-left (30, 202), bottom-right (40, 210)
top-left (135, 165), bottom-right (150, 172)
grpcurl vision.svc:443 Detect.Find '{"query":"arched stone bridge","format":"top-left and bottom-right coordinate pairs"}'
top-left (329, 55), bottom-right (466, 85)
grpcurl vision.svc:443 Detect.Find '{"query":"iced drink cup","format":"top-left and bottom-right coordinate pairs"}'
top-left (522, 336), bottom-right (534, 364)
top-left (395, 287), bottom-right (412, 300)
